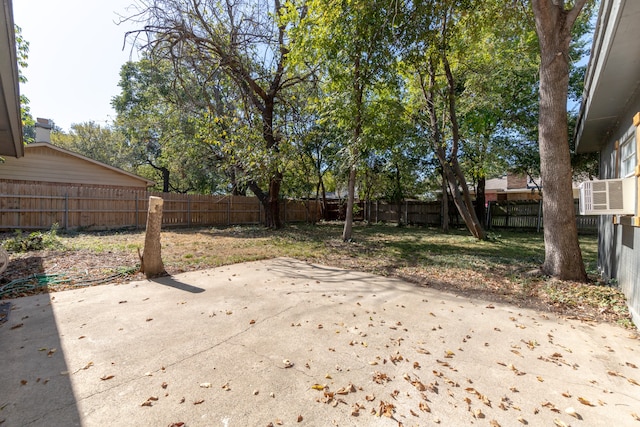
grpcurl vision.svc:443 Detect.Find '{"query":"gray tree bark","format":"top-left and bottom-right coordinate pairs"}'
top-left (140, 196), bottom-right (166, 278)
top-left (532, 0), bottom-right (588, 281)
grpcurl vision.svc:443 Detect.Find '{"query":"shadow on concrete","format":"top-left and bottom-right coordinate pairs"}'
top-left (151, 276), bottom-right (205, 293)
top-left (0, 257), bottom-right (82, 425)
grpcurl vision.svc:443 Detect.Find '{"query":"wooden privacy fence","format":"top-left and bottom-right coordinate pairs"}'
top-left (0, 182), bottom-right (319, 230)
top-left (358, 199), bottom-right (597, 232)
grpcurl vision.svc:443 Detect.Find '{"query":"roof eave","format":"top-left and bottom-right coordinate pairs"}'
top-left (0, 0), bottom-right (24, 158)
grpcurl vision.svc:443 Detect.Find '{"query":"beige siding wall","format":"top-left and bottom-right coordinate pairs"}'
top-left (0, 145), bottom-right (148, 188)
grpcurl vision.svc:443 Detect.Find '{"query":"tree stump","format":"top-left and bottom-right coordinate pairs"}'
top-left (140, 196), bottom-right (166, 278)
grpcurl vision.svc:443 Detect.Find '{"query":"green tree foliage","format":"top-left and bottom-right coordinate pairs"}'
top-left (290, 0), bottom-right (400, 239)
top-left (112, 59), bottom-right (231, 194)
top-left (51, 122), bottom-right (130, 168)
top-left (15, 25), bottom-right (35, 143)
top-left (123, 0), bottom-right (309, 228)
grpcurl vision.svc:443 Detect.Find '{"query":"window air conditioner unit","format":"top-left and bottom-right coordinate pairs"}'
top-left (579, 178), bottom-right (635, 215)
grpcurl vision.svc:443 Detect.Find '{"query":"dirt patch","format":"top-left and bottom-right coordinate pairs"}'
top-left (0, 226), bottom-right (634, 329)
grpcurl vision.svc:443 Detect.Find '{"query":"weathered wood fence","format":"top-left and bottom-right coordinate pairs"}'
top-left (0, 182), bottom-right (319, 230)
top-left (0, 181), bottom-right (597, 233)
top-left (329, 199), bottom-right (598, 233)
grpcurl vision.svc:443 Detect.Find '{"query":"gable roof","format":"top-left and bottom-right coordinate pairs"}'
top-left (575, 0), bottom-right (640, 153)
top-left (0, 0), bottom-right (23, 158)
top-left (0, 142), bottom-right (155, 188)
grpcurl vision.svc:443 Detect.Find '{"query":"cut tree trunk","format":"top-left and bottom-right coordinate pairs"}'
top-left (140, 196), bottom-right (166, 278)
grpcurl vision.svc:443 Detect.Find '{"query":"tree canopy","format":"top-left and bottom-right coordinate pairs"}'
top-left (104, 0), bottom-right (597, 265)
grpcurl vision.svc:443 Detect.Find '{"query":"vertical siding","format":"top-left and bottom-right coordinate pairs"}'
top-left (597, 97), bottom-right (640, 326)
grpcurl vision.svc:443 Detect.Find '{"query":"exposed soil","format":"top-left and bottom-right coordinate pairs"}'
top-left (0, 227), bottom-right (635, 330)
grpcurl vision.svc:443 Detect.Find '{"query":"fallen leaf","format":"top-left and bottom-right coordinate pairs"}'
top-left (100, 375), bottom-right (114, 381)
top-left (537, 376), bottom-right (544, 382)
top-left (626, 362), bottom-right (638, 369)
top-left (161, 382), bottom-right (168, 389)
top-left (297, 415), bottom-right (303, 422)
top-left (249, 319), bottom-right (256, 325)
top-left (631, 412), bottom-right (640, 421)
top-left (20, 380), bottom-right (27, 385)
top-left (419, 401), bottom-right (431, 412)
top-left (311, 384), bottom-right (325, 391)
top-left (168, 423), bottom-right (184, 427)
top-left (283, 359), bottom-right (294, 368)
top-left (473, 408), bottom-right (485, 419)
top-left (565, 407), bottom-right (579, 418)
top-left (199, 383), bottom-right (212, 388)
top-left (489, 420), bottom-right (501, 427)
top-left (553, 419), bottom-right (568, 427)
top-left (365, 394), bottom-right (375, 402)
top-left (10, 323), bottom-right (23, 330)
top-left (193, 399), bottom-right (205, 405)
top-left (628, 378), bottom-right (639, 386)
top-left (517, 416), bottom-right (528, 424)
top-left (578, 397), bottom-right (595, 406)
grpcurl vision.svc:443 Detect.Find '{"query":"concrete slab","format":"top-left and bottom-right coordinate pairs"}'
top-left (1, 258), bottom-right (638, 426)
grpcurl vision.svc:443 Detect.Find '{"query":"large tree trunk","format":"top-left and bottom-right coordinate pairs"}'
top-left (267, 173), bottom-right (283, 229)
top-left (342, 165), bottom-right (357, 241)
top-left (342, 55), bottom-right (363, 242)
top-left (421, 56), bottom-right (486, 240)
top-left (441, 171), bottom-right (449, 232)
top-left (533, 0), bottom-right (587, 281)
top-left (475, 176), bottom-right (486, 227)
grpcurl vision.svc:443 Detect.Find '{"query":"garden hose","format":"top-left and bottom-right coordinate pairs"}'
top-left (0, 267), bottom-right (138, 299)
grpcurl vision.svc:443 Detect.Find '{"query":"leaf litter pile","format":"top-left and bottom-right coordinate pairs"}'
top-left (0, 224), bottom-right (633, 328)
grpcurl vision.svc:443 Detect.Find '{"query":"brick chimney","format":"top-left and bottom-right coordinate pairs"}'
top-left (506, 173), bottom-right (527, 189)
top-left (34, 117), bottom-right (52, 143)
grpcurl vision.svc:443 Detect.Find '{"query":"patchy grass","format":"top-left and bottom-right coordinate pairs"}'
top-left (2, 222), bottom-right (633, 328)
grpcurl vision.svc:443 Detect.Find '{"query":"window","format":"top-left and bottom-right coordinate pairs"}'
top-left (620, 134), bottom-right (636, 177)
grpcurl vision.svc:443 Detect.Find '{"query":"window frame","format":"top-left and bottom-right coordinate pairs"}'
top-left (619, 133), bottom-right (637, 178)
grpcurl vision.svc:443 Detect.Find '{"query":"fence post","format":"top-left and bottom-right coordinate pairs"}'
top-left (64, 192), bottom-right (69, 230)
top-left (187, 197), bottom-right (191, 227)
top-left (486, 201), bottom-right (492, 230)
top-left (375, 200), bottom-right (379, 224)
top-left (135, 193), bottom-right (139, 229)
top-left (404, 200), bottom-right (409, 225)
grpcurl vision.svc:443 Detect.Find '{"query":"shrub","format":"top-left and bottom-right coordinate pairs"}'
top-left (2, 224), bottom-right (63, 253)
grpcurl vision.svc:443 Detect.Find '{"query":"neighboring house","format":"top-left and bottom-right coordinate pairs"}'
top-left (0, 117), bottom-right (153, 189)
top-left (0, 141), bottom-right (154, 189)
top-left (575, 0), bottom-right (640, 326)
top-left (475, 173), bottom-right (542, 203)
top-left (0, 0), bottom-right (23, 158)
